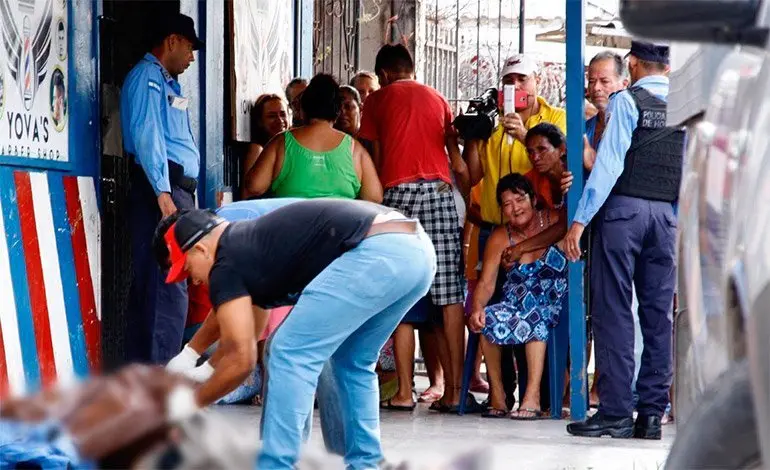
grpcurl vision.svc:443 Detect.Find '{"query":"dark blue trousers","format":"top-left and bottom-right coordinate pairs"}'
top-left (591, 195), bottom-right (676, 418)
top-left (125, 167), bottom-right (195, 364)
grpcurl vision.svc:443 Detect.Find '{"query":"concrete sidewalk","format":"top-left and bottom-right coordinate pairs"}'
top-left (214, 401), bottom-right (673, 470)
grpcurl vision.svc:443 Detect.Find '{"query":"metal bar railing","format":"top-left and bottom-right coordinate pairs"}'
top-left (519, 0), bottom-right (525, 53)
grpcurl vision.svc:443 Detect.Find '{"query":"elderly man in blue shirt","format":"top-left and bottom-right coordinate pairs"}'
top-left (583, 50), bottom-right (633, 408)
top-left (563, 41), bottom-right (684, 440)
top-left (121, 14), bottom-right (204, 364)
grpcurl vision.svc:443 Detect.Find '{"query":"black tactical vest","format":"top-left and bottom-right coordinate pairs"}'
top-left (611, 86), bottom-right (685, 202)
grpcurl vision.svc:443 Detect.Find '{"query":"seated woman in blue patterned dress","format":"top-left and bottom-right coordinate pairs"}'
top-left (469, 173), bottom-right (568, 420)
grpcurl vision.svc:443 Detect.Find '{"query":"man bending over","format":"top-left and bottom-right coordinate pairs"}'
top-left (154, 199), bottom-right (436, 469)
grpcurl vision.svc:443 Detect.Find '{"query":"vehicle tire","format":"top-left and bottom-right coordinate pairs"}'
top-left (673, 286), bottom-right (696, 421)
top-left (666, 359), bottom-right (761, 469)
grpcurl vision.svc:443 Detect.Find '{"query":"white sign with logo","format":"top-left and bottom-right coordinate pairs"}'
top-left (230, 0), bottom-right (293, 142)
top-left (0, 0), bottom-right (69, 163)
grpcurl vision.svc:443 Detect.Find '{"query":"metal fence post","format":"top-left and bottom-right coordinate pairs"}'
top-left (565, 0), bottom-right (587, 422)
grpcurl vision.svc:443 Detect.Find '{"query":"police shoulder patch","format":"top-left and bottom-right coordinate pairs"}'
top-left (148, 80), bottom-right (161, 92)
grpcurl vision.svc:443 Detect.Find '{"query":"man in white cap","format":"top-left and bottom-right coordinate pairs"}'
top-left (462, 54), bottom-right (567, 412)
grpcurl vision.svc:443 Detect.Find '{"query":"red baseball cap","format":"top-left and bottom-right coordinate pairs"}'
top-left (163, 210), bottom-right (225, 284)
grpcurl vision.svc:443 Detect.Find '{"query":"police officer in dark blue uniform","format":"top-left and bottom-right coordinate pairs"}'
top-left (120, 14), bottom-right (204, 364)
top-left (562, 41), bottom-right (684, 439)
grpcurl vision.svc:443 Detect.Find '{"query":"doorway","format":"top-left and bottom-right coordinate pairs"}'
top-left (98, 1), bottom-right (181, 370)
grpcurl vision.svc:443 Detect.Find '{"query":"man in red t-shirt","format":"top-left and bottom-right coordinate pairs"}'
top-left (359, 44), bottom-right (470, 411)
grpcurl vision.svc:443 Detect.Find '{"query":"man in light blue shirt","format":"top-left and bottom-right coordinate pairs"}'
top-left (121, 13), bottom-right (204, 365)
top-left (583, 51), bottom-right (637, 409)
top-left (564, 41), bottom-right (684, 440)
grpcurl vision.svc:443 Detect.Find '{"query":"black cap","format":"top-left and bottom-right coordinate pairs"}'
top-left (164, 209), bottom-right (224, 283)
top-left (627, 40), bottom-right (669, 65)
top-left (155, 13), bottom-right (204, 51)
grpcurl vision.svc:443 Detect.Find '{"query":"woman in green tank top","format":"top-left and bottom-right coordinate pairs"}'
top-left (243, 74), bottom-right (382, 202)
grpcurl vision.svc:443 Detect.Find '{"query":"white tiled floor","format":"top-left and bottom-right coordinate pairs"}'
top-left (214, 393), bottom-right (674, 470)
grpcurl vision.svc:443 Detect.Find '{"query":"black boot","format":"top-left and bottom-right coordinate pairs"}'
top-left (634, 415), bottom-right (662, 440)
top-left (566, 411), bottom-right (634, 438)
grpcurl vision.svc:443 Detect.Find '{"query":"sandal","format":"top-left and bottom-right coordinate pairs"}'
top-left (510, 407), bottom-right (545, 421)
top-left (448, 393), bottom-right (485, 414)
top-left (418, 389), bottom-right (444, 403)
top-left (481, 407), bottom-right (508, 419)
top-left (429, 401), bottom-right (451, 413)
top-left (380, 399), bottom-right (415, 412)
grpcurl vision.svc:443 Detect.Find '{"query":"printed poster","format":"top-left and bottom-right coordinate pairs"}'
top-left (0, 0), bottom-right (69, 162)
top-left (230, 0), bottom-right (293, 142)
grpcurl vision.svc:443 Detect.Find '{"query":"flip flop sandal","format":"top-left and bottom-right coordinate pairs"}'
top-left (510, 408), bottom-right (545, 421)
top-left (380, 399), bottom-right (415, 412)
top-left (418, 390), bottom-right (444, 403)
top-left (429, 401), bottom-right (451, 413)
top-left (449, 393), bottom-right (486, 414)
top-left (481, 407), bottom-right (509, 419)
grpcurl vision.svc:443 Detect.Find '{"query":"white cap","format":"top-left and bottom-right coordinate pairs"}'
top-left (500, 54), bottom-right (539, 78)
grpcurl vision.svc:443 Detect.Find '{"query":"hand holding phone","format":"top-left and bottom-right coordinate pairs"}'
top-left (503, 86), bottom-right (531, 144)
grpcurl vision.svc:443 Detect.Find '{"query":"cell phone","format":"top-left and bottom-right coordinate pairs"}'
top-left (514, 90), bottom-right (529, 111)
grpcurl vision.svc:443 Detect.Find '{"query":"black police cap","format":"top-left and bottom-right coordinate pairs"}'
top-left (154, 13), bottom-right (204, 51)
top-left (627, 40), bottom-right (669, 65)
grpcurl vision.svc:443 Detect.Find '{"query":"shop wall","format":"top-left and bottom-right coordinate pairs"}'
top-left (0, 0), bottom-right (101, 398)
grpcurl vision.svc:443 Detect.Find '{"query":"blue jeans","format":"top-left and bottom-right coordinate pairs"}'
top-left (315, 363), bottom-right (345, 455)
top-left (262, 348), bottom-right (345, 455)
top-left (257, 228), bottom-right (436, 469)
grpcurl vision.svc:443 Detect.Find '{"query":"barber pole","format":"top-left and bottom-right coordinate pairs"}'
top-left (0, 168), bottom-right (101, 399)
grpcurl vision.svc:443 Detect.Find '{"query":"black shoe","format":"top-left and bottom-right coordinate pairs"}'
top-left (566, 411), bottom-right (634, 438)
top-left (634, 415), bottom-right (662, 440)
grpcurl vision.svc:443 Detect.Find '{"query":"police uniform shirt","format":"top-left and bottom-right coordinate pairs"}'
top-left (120, 53), bottom-right (200, 195)
top-left (573, 75), bottom-right (670, 226)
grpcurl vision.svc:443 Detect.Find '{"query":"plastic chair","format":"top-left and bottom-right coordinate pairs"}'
top-left (458, 332), bottom-right (479, 415)
top-left (546, 295), bottom-right (570, 418)
top-left (458, 294), bottom-right (570, 417)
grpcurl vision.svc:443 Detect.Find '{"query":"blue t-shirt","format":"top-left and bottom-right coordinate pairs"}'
top-left (216, 198), bottom-right (304, 222)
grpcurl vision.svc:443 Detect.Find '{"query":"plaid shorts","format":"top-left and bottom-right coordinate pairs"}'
top-left (383, 181), bottom-right (464, 306)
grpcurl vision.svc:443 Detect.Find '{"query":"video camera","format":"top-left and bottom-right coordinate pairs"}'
top-left (453, 87), bottom-right (499, 141)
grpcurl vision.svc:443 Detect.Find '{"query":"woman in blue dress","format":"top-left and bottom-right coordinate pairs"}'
top-left (469, 173), bottom-right (568, 419)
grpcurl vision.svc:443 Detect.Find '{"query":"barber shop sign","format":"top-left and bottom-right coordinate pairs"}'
top-left (0, 0), bottom-right (69, 163)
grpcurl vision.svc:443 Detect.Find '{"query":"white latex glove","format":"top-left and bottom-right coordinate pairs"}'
top-left (167, 384), bottom-right (200, 423)
top-left (181, 361), bottom-right (215, 383)
top-left (166, 345), bottom-right (201, 373)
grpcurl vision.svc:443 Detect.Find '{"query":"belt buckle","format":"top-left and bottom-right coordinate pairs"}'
top-left (437, 182), bottom-right (451, 193)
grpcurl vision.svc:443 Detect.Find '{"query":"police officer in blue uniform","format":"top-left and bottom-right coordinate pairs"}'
top-left (121, 14), bottom-right (204, 364)
top-left (562, 41), bottom-right (684, 439)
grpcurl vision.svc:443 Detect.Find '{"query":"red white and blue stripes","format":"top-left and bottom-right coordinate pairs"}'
top-left (0, 169), bottom-right (100, 399)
